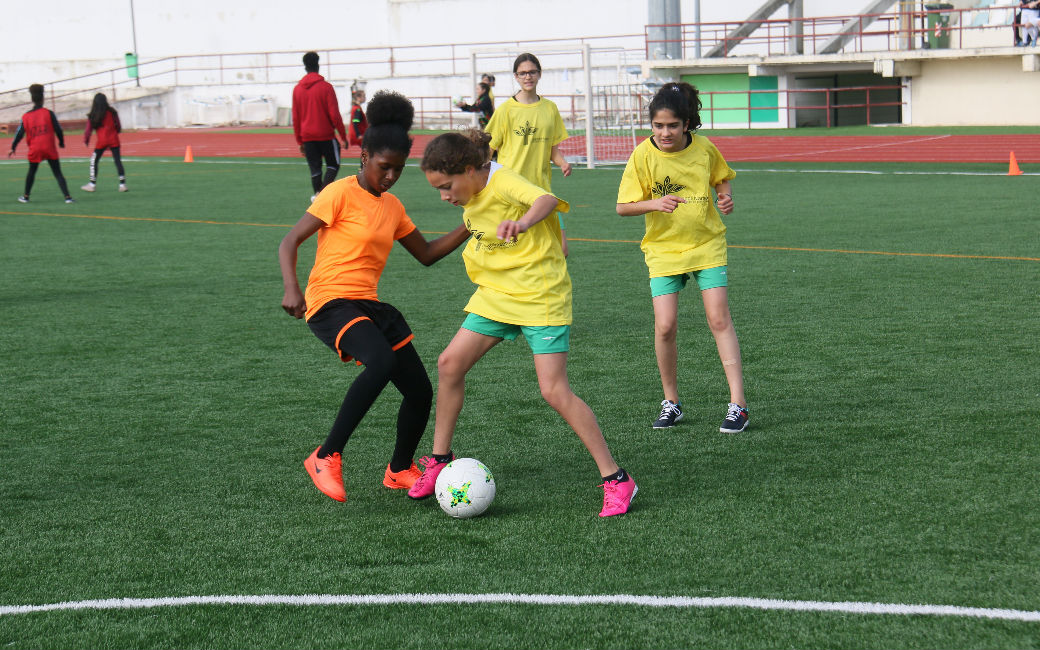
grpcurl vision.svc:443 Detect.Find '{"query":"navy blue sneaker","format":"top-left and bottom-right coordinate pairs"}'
top-left (720, 403), bottom-right (749, 433)
top-left (652, 399), bottom-right (683, 429)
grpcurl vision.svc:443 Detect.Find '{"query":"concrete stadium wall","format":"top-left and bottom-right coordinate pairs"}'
top-left (911, 56), bottom-right (1040, 126)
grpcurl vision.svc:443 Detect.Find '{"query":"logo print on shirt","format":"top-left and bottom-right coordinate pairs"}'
top-left (651, 176), bottom-right (686, 198)
top-left (514, 121), bottom-right (538, 145)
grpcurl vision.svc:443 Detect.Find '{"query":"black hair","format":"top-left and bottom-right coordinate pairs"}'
top-left (420, 129), bottom-right (491, 175)
top-left (302, 51), bottom-right (319, 72)
top-left (481, 73), bottom-right (495, 83)
top-left (361, 90), bottom-right (414, 156)
top-left (87, 93), bottom-right (113, 129)
top-left (647, 82), bottom-right (702, 132)
top-left (512, 53), bottom-right (541, 73)
top-left (477, 82), bottom-right (490, 95)
top-left (29, 84), bottom-right (44, 108)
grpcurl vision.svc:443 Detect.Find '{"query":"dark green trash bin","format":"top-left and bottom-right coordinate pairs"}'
top-left (925, 3), bottom-right (953, 49)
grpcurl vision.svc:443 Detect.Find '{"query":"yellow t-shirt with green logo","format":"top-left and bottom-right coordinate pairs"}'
top-left (617, 134), bottom-right (736, 277)
top-left (486, 97), bottom-right (568, 192)
top-left (461, 163), bottom-right (572, 326)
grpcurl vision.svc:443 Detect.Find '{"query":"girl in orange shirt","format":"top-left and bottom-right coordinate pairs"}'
top-left (278, 91), bottom-right (470, 503)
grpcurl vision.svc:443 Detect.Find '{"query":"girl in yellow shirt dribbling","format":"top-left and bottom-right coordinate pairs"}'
top-left (407, 129), bottom-right (636, 518)
top-left (616, 82), bottom-right (749, 435)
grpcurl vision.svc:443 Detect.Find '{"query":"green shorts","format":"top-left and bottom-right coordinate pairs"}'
top-left (461, 313), bottom-right (570, 354)
top-left (650, 266), bottom-right (728, 297)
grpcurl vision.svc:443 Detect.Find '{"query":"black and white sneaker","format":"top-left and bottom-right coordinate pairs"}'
top-left (652, 399), bottom-right (683, 429)
top-left (17, 195), bottom-right (29, 203)
top-left (720, 403), bottom-right (749, 433)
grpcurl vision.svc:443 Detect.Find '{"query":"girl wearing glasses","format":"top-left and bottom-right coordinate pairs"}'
top-left (484, 53), bottom-right (573, 256)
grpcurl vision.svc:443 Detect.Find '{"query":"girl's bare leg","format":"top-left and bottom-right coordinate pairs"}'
top-left (432, 328), bottom-right (501, 455)
top-left (701, 287), bottom-right (746, 407)
top-left (532, 352), bottom-right (619, 477)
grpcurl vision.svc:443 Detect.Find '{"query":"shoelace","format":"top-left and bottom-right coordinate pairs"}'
top-left (320, 453), bottom-right (344, 479)
top-left (600, 480), bottom-right (625, 508)
top-left (725, 405), bottom-right (745, 422)
top-left (658, 401), bottom-right (679, 418)
top-left (413, 456), bottom-right (442, 487)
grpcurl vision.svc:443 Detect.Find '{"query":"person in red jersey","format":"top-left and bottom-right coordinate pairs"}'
top-left (347, 87), bottom-right (367, 148)
top-left (81, 93), bottom-right (128, 193)
top-left (292, 51), bottom-right (348, 201)
top-left (7, 84), bottom-right (73, 204)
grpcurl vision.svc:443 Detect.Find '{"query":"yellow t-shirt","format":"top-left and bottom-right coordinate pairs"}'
top-left (617, 134), bottom-right (736, 277)
top-left (485, 97), bottom-right (567, 191)
top-left (303, 176), bottom-right (416, 320)
top-left (460, 163), bottom-right (571, 326)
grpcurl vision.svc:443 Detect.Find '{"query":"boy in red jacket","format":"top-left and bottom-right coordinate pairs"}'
top-left (292, 52), bottom-right (348, 201)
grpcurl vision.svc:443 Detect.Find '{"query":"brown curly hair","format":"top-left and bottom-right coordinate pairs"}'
top-left (419, 129), bottom-right (491, 175)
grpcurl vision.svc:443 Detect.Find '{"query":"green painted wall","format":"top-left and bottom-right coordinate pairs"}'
top-left (681, 73), bottom-right (779, 125)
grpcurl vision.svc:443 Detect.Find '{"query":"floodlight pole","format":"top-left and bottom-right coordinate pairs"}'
top-left (693, 0), bottom-right (701, 58)
top-left (129, 0), bottom-right (140, 87)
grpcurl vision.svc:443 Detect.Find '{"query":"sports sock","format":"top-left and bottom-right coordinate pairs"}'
top-left (602, 468), bottom-right (629, 483)
top-left (433, 452), bottom-right (453, 464)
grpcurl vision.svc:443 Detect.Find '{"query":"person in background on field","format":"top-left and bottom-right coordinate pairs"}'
top-left (292, 51), bottom-right (348, 201)
top-left (616, 82), bottom-right (749, 435)
top-left (347, 86), bottom-right (367, 148)
top-left (455, 81), bottom-right (494, 128)
top-left (81, 93), bottom-right (127, 193)
top-left (279, 91), bottom-right (470, 504)
top-left (409, 129), bottom-right (637, 518)
top-left (484, 53), bottom-right (572, 256)
top-left (7, 84), bottom-right (74, 204)
top-left (480, 73), bottom-right (496, 104)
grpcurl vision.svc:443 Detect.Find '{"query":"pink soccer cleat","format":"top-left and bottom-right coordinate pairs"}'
top-left (599, 475), bottom-right (638, 517)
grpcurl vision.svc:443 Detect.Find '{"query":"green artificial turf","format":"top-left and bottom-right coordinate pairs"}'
top-left (1, 156), bottom-right (1038, 649)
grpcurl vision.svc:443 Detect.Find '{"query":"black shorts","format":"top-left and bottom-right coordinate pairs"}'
top-left (307, 299), bottom-right (414, 365)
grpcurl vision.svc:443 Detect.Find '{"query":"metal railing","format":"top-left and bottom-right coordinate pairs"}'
top-left (646, 4), bottom-right (1023, 58)
top-left (0, 35), bottom-right (645, 123)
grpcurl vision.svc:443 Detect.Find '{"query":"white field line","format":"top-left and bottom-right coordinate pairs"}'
top-left (1, 593), bottom-right (1039, 622)
top-left (1, 158), bottom-right (1033, 176)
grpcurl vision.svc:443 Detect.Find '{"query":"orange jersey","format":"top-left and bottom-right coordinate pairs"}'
top-left (304, 176), bottom-right (416, 320)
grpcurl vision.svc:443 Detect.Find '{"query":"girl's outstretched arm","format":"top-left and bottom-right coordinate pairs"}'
top-left (278, 213), bottom-right (323, 319)
top-left (497, 194), bottom-right (560, 241)
top-left (398, 223), bottom-right (471, 266)
top-left (616, 195), bottom-right (687, 217)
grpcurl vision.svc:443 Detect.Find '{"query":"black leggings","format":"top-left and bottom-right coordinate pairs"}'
top-left (302, 139), bottom-right (341, 194)
top-left (318, 322), bottom-right (432, 472)
top-left (25, 159), bottom-right (71, 198)
top-left (89, 146), bottom-right (126, 183)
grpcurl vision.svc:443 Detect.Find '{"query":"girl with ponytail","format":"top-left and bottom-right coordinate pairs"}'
top-left (278, 90), bottom-right (470, 504)
top-left (406, 128), bottom-right (637, 518)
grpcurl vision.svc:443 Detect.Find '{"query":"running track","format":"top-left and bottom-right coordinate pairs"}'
top-left (113, 128), bottom-right (1040, 164)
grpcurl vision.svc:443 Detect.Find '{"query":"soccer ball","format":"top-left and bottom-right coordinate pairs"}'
top-left (435, 457), bottom-right (496, 519)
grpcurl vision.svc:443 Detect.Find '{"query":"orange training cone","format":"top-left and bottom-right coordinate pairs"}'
top-left (184, 146), bottom-right (194, 163)
top-left (1008, 151), bottom-right (1023, 176)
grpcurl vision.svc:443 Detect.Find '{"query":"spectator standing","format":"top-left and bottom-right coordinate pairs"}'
top-left (292, 51), bottom-right (348, 201)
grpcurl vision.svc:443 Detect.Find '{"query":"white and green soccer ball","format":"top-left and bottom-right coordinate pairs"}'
top-left (435, 457), bottom-right (495, 519)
